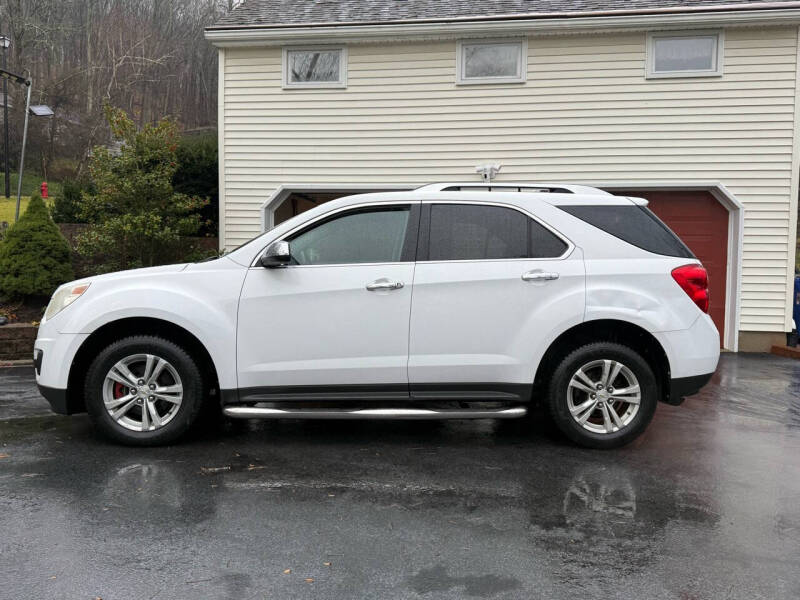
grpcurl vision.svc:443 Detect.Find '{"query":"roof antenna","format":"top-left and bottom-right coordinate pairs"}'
top-left (476, 163), bottom-right (501, 183)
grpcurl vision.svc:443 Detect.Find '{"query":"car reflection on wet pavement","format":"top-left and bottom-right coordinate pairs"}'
top-left (1, 353), bottom-right (799, 599)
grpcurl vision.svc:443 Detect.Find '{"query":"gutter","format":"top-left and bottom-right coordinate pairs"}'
top-left (205, 6), bottom-right (800, 45)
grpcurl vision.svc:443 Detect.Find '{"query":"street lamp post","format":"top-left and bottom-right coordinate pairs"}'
top-left (0, 67), bottom-right (53, 222)
top-left (0, 35), bottom-right (10, 200)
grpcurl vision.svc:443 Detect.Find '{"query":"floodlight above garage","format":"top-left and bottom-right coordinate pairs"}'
top-left (29, 105), bottom-right (53, 117)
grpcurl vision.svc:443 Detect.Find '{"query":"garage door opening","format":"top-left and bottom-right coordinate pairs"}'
top-left (263, 184), bottom-right (415, 230)
top-left (607, 187), bottom-right (742, 352)
top-left (273, 191), bottom-right (370, 227)
top-left (261, 183), bottom-right (742, 350)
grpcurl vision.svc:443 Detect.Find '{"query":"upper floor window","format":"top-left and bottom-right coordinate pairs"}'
top-left (646, 31), bottom-right (723, 78)
top-left (456, 39), bottom-right (527, 85)
top-left (282, 47), bottom-right (347, 88)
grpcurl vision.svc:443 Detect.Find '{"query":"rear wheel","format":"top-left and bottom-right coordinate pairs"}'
top-left (85, 336), bottom-right (205, 446)
top-left (548, 342), bottom-right (658, 449)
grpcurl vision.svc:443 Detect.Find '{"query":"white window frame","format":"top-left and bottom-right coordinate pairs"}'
top-left (456, 39), bottom-right (527, 85)
top-left (282, 46), bottom-right (347, 89)
top-left (646, 30), bottom-right (724, 79)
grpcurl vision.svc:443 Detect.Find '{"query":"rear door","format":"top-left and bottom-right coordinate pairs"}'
top-left (408, 201), bottom-right (585, 401)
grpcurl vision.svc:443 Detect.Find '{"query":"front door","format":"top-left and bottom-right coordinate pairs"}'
top-left (237, 203), bottom-right (419, 400)
top-left (408, 202), bottom-right (585, 401)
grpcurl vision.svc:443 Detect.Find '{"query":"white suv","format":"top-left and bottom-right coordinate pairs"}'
top-left (34, 183), bottom-right (719, 448)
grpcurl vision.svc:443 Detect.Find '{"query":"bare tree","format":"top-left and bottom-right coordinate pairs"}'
top-left (0, 0), bottom-right (233, 177)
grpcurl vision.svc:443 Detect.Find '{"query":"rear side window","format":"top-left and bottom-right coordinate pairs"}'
top-left (560, 205), bottom-right (695, 259)
top-left (426, 204), bottom-right (568, 261)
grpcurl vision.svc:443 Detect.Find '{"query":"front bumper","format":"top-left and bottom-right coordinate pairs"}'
top-left (33, 330), bottom-right (88, 389)
top-left (37, 383), bottom-right (85, 415)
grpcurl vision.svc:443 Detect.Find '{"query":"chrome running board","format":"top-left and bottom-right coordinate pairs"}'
top-left (223, 406), bottom-right (527, 420)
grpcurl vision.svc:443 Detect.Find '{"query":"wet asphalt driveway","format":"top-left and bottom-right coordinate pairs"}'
top-left (1, 353), bottom-right (800, 599)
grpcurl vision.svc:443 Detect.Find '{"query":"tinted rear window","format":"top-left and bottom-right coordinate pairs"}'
top-left (560, 205), bottom-right (695, 259)
top-left (428, 204), bottom-right (568, 261)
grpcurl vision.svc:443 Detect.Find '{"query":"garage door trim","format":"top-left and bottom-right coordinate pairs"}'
top-left (597, 181), bottom-right (743, 352)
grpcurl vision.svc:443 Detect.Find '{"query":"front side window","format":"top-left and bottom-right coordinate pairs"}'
top-left (283, 47), bottom-right (346, 88)
top-left (287, 206), bottom-right (411, 265)
top-left (647, 31), bottom-right (723, 78)
top-left (426, 204), bottom-right (567, 261)
top-left (457, 40), bottom-right (526, 84)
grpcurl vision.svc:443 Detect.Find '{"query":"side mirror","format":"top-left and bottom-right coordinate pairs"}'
top-left (259, 240), bottom-right (291, 268)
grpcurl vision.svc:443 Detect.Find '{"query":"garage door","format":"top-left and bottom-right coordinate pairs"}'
top-left (616, 190), bottom-right (727, 346)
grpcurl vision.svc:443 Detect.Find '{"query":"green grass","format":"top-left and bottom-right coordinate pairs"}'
top-left (0, 171), bottom-right (63, 224)
top-left (0, 196), bottom-right (31, 224)
top-left (0, 172), bottom-right (63, 198)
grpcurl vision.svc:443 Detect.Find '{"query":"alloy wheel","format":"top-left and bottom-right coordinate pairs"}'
top-left (566, 359), bottom-right (641, 434)
top-left (102, 353), bottom-right (184, 432)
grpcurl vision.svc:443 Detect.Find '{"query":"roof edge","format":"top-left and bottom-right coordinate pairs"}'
top-left (207, 1), bottom-right (800, 32)
top-left (205, 5), bottom-right (800, 45)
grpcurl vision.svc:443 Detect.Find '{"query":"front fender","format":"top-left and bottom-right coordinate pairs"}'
top-left (48, 261), bottom-right (246, 389)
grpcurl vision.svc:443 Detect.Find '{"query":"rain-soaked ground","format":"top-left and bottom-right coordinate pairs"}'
top-left (1, 353), bottom-right (799, 599)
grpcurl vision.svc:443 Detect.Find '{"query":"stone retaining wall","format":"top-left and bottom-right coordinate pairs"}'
top-left (0, 323), bottom-right (37, 361)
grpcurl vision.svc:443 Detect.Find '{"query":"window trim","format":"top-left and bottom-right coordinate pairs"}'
top-left (646, 29), bottom-right (724, 79)
top-left (250, 202), bottom-right (420, 268)
top-left (416, 200), bottom-right (573, 263)
top-left (282, 46), bottom-right (348, 89)
top-left (456, 39), bottom-right (527, 85)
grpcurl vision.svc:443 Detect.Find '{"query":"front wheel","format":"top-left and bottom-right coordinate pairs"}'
top-left (548, 342), bottom-right (658, 449)
top-left (84, 335), bottom-right (206, 446)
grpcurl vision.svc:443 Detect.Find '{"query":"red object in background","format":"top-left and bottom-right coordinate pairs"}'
top-left (615, 190), bottom-right (727, 347)
top-left (40, 181), bottom-right (48, 198)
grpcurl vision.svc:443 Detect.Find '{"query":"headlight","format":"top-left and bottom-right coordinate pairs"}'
top-left (44, 283), bottom-right (91, 321)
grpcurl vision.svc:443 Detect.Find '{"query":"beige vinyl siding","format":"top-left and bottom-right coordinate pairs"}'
top-left (222, 26), bottom-right (799, 333)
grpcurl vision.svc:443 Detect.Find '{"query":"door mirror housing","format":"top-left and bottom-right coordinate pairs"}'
top-left (260, 240), bottom-right (291, 268)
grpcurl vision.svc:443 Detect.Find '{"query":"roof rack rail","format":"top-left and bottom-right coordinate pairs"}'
top-left (415, 182), bottom-right (611, 196)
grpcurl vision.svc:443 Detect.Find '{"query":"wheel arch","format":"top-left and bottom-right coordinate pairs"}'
top-left (66, 317), bottom-right (221, 414)
top-left (532, 319), bottom-right (672, 403)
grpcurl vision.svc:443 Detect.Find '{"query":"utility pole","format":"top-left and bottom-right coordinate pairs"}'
top-left (0, 67), bottom-right (31, 222)
top-left (0, 36), bottom-right (10, 199)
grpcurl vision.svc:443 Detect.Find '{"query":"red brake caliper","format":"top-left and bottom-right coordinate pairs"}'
top-left (113, 382), bottom-right (127, 399)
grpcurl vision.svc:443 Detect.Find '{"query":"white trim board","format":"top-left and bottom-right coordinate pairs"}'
top-left (217, 47), bottom-right (226, 251)
top-left (259, 180), bottom-right (744, 351)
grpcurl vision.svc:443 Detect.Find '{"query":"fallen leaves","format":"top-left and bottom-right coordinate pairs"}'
top-left (200, 466), bottom-right (231, 474)
top-left (0, 453), bottom-right (9, 459)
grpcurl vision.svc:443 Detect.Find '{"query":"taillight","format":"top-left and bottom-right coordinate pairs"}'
top-left (671, 264), bottom-right (709, 313)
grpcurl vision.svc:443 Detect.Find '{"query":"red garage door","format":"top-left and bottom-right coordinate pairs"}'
top-left (616, 191), bottom-right (727, 345)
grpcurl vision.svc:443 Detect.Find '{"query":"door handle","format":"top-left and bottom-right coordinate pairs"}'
top-left (522, 271), bottom-right (559, 282)
top-left (366, 279), bottom-right (404, 291)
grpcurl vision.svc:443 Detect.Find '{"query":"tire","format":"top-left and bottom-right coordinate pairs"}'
top-left (547, 342), bottom-right (658, 449)
top-left (84, 335), bottom-right (206, 446)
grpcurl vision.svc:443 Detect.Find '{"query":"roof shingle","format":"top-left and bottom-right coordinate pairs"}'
top-left (210, 0), bottom-right (790, 29)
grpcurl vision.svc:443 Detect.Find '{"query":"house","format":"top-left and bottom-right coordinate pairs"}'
top-left (205, 0), bottom-right (800, 353)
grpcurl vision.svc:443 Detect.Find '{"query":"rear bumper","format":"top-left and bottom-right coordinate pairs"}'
top-left (37, 384), bottom-right (85, 415)
top-left (665, 372), bottom-right (714, 406)
top-left (654, 313), bottom-right (720, 379)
